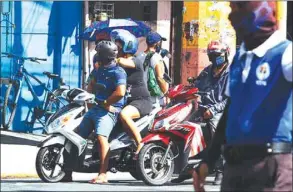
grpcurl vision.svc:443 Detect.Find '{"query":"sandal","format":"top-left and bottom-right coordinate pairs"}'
top-left (133, 143), bottom-right (144, 160)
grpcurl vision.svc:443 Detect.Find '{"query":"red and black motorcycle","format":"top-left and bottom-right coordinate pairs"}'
top-left (136, 78), bottom-right (210, 186)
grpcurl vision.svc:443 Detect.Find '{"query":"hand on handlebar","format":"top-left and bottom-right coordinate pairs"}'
top-left (203, 109), bottom-right (213, 120)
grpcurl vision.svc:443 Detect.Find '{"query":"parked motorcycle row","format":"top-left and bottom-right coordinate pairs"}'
top-left (36, 74), bottom-right (214, 186)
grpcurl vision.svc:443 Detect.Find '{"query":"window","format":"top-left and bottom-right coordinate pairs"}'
top-left (90, 1), bottom-right (114, 20)
top-left (143, 5), bottom-right (151, 21)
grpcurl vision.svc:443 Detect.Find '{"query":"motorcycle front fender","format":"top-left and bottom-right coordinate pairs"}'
top-left (141, 133), bottom-right (170, 146)
top-left (39, 135), bottom-right (71, 153)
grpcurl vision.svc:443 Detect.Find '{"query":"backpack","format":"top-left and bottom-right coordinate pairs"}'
top-left (143, 52), bottom-right (163, 97)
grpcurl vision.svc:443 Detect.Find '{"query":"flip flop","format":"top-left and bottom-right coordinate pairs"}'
top-left (89, 178), bottom-right (108, 184)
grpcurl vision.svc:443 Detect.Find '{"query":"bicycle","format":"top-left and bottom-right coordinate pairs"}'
top-left (0, 52), bottom-right (69, 132)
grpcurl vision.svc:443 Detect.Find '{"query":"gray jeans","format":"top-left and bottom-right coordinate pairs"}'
top-left (221, 154), bottom-right (292, 191)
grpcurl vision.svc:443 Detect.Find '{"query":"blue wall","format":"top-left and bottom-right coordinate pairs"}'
top-left (0, 1), bottom-right (83, 133)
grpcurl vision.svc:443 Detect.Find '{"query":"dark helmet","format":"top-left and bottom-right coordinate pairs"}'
top-left (96, 41), bottom-right (118, 64)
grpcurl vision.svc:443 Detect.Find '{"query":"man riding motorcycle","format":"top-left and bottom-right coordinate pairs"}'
top-left (171, 40), bottom-right (230, 185)
top-left (63, 40), bottom-right (127, 183)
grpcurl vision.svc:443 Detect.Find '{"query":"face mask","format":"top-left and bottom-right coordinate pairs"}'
top-left (155, 43), bottom-right (162, 53)
top-left (229, 2), bottom-right (276, 38)
top-left (211, 55), bottom-right (226, 67)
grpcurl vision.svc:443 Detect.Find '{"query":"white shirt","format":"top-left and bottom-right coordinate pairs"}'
top-left (226, 30), bottom-right (292, 97)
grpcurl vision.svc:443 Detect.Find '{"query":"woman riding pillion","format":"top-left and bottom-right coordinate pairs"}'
top-left (110, 29), bottom-right (153, 157)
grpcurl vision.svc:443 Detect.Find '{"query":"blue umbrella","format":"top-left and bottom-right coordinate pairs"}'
top-left (81, 18), bottom-right (151, 41)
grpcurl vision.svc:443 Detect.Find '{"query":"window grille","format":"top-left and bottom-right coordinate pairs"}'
top-left (94, 1), bottom-right (114, 19)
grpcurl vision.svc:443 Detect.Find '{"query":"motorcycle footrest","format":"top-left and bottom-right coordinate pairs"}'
top-left (83, 159), bottom-right (99, 168)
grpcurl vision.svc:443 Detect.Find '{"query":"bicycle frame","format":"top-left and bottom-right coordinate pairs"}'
top-left (9, 58), bottom-right (66, 128)
top-left (1, 52), bottom-right (69, 131)
top-left (13, 60), bottom-right (46, 108)
top-left (14, 58), bottom-right (66, 106)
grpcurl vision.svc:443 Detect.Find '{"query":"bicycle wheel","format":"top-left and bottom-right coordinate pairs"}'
top-left (2, 82), bottom-right (19, 130)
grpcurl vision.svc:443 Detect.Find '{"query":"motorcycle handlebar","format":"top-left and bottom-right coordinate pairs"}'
top-left (197, 91), bottom-right (209, 96)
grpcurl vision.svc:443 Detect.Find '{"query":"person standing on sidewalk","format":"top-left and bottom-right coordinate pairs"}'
top-left (193, 1), bottom-right (292, 191)
top-left (137, 32), bottom-right (169, 106)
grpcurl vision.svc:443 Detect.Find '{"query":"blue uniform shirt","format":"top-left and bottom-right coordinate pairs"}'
top-left (91, 62), bottom-right (127, 109)
top-left (225, 31), bottom-right (292, 145)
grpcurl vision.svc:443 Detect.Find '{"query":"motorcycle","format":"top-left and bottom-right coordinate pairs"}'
top-left (35, 84), bottom-right (162, 183)
top-left (136, 77), bottom-right (211, 186)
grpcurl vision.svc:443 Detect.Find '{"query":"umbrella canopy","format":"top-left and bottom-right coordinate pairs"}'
top-left (81, 18), bottom-right (151, 41)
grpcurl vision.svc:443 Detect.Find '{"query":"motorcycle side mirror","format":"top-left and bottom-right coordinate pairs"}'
top-left (187, 77), bottom-right (195, 84)
top-left (94, 83), bottom-right (106, 91)
top-left (194, 94), bottom-right (202, 103)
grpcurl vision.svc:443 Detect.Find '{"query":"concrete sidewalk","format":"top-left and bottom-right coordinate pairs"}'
top-left (1, 130), bottom-right (46, 179)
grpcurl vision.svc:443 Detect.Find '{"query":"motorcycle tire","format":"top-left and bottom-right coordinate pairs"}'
top-left (129, 170), bottom-right (141, 180)
top-left (36, 145), bottom-right (66, 183)
top-left (136, 143), bottom-right (175, 186)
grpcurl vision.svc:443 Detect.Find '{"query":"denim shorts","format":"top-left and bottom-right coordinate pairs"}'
top-left (78, 106), bottom-right (118, 138)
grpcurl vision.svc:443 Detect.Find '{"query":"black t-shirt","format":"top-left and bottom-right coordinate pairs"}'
top-left (125, 56), bottom-right (150, 100)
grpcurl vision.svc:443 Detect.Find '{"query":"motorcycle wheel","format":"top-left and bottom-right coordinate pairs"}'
top-left (36, 145), bottom-right (66, 182)
top-left (136, 143), bottom-right (174, 186)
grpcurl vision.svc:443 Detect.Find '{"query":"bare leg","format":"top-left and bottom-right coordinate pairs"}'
top-left (89, 135), bottom-right (109, 183)
top-left (120, 105), bottom-right (143, 154)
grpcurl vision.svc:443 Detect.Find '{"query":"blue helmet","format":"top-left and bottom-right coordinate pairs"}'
top-left (110, 29), bottom-right (138, 55)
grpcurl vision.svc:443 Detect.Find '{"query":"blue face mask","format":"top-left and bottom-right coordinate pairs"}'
top-left (215, 56), bottom-right (225, 66)
top-left (229, 2), bottom-right (274, 37)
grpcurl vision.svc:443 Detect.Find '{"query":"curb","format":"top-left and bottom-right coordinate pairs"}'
top-left (1, 173), bottom-right (39, 179)
top-left (0, 130), bottom-right (46, 142)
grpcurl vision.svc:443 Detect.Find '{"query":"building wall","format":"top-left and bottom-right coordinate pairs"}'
top-left (113, 1), bottom-right (158, 54)
top-left (0, 1), bottom-right (82, 133)
top-left (113, 1), bottom-right (157, 21)
top-left (180, 1), bottom-right (236, 84)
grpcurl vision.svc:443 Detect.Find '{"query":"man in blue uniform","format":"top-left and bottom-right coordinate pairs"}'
top-left (193, 1), bottom-right (292, 191)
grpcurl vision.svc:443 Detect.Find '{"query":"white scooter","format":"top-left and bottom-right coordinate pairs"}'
top-left (36, 84), bottom-right (161, 182)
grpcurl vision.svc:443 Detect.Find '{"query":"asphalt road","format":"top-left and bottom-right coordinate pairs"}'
top-left (1, 173), bottom-right (220, 191)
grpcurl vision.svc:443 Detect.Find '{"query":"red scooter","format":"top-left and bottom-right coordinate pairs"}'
top-left (136, 78), bottom-right (210, 186)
